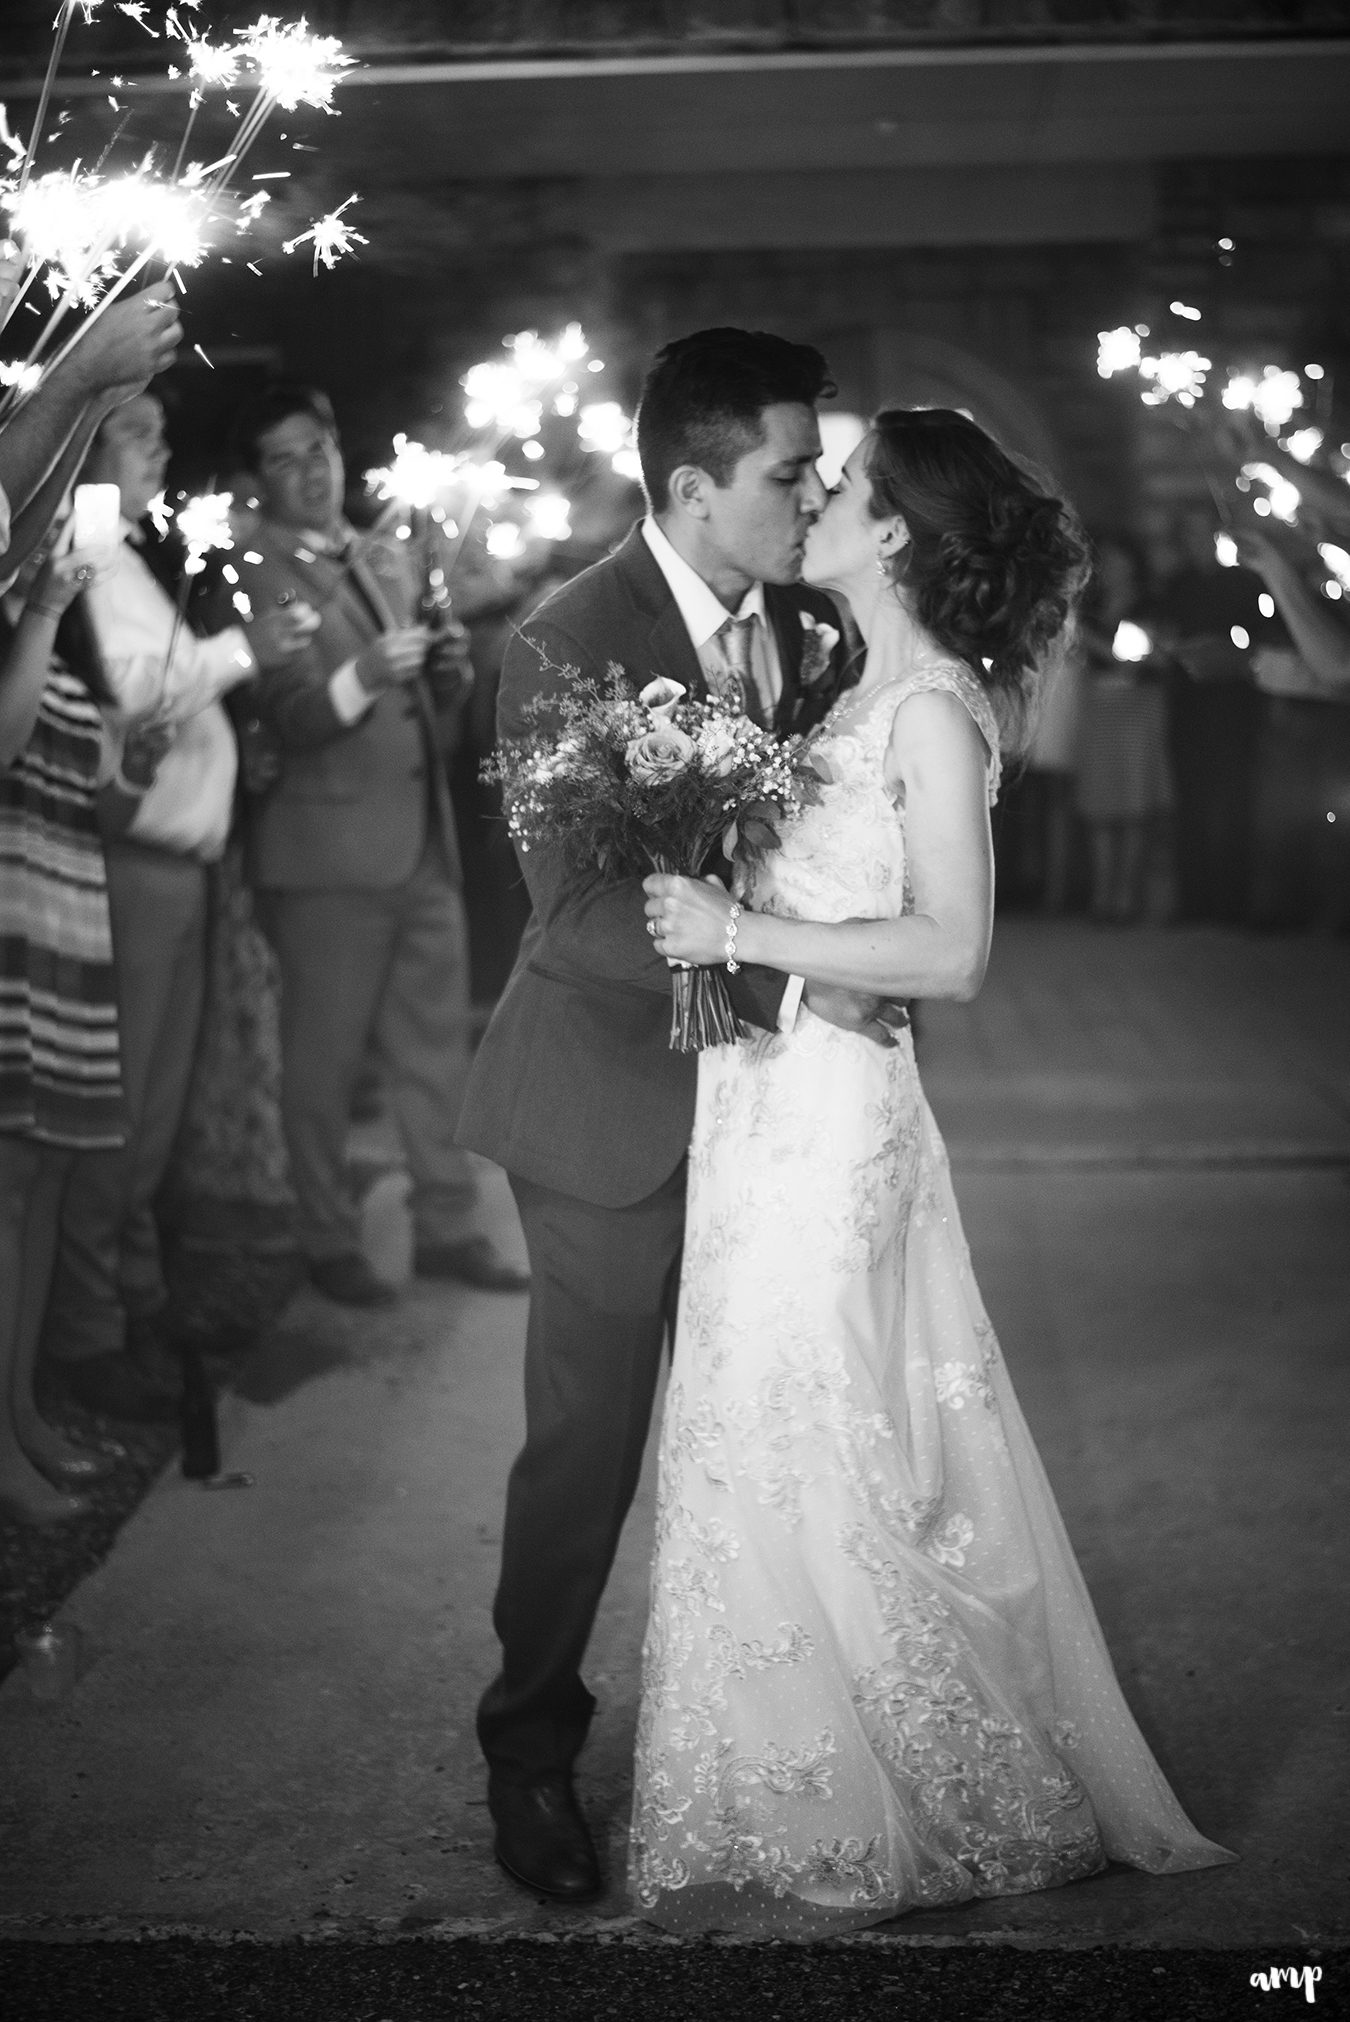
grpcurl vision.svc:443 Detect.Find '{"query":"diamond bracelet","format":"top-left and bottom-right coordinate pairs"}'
top-left (725, 902), bottom-right (742, 974)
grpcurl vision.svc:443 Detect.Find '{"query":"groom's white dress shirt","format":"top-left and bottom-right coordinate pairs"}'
top-left (641, 514), bottom-right (803, 1032)
top-left (641, 516), bottom-right (783, 721)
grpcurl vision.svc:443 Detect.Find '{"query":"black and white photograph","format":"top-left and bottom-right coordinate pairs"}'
top-left (0, 5), bottom-right (1346, 2018)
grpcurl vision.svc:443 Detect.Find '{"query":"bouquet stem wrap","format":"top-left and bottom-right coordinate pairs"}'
top-left (652, 854), bottom-right (743, 1053)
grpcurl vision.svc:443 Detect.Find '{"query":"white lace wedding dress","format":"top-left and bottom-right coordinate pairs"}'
top-left (629, 658), bottom-right (1234, 1938)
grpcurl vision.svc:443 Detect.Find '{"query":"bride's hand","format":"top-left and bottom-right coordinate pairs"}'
top-left (643, 872), bottom-right (736, 966)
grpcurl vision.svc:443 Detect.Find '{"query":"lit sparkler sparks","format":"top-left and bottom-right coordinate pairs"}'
top-left (577, 399), bottom-right (642, 480)
top-left (1282, 427), bottom-right (1324, 465)
top-left (1222, 366), bottom-right (1304, 432)
top-left (366, 435), bottom-right (473, 514)
top-left (0, 358), bottom-right (41, 394)
top-left (1111, 621), bottom-right (1152, 663)
top-left (237, 15), bottom-right (353, 114)
top-left (187, 39), bottom-right (239, 93)
top-left (283, 193), bottom-right (365, 274)
top-left (1096, 327), bottom-right (1143, 379)
top-left (175, 489), bottom-right (235, 573)
top-left (198, 16), bottom-right (354, 208)
top-left (1240, 462), bottom-right (1301, 525)
top-left (1138, 349), bottom-right (1212, 408)
top-left (525, 492), bottom-right (572, 544)
top-left (1320, 542), bottom-right (1350, 593)
top-left (463, 323), bottom-right (592, 438)
top-left (485, 522), bottom-right (526, 562)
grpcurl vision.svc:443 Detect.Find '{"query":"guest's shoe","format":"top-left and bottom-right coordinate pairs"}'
top-left (60, 1349), bottom-right (180, 1423)
top-left (309, 1252), bottom-right (398, 1308)
top-left (488, 1775), bottom-right (601, 1902)
top-left (413, 1236), bottom-right (529, 1294)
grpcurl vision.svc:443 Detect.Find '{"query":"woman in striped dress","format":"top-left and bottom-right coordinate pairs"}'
top-left (0, 534), bottom-right (126, 1522)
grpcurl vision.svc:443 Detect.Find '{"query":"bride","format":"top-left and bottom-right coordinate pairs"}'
top-left (634, 407), bottom-right (1234, 1937)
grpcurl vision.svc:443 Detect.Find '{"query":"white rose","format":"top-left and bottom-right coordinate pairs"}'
top-left (626, 724), bottom-right (695, 783)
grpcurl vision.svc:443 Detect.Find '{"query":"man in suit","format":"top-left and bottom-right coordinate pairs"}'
top-left (232, 383), bottom-right (527, 1307)
top-left (460, 329), bottom-right (898, 1901)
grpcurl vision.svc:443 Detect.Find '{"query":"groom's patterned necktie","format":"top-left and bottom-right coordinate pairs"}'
top-left (713, 613), bottom-right (766, 728)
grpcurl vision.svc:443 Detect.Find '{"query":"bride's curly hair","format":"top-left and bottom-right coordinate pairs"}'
top-left (866, 408), bottom-right (1090, 747)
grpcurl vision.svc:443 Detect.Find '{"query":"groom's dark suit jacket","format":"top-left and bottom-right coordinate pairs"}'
top-left (458, 524), bottom-right (851, 1208)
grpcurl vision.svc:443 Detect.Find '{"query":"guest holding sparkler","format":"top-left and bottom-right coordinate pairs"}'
top-left (0, 284), bottom-right (182, 588)
top-left (39, 394), bottom-right (317, 1421)
top-left (226, 382), bottom-right (526, 1308)
top-left (0, 524), bottom-right (127, 1522)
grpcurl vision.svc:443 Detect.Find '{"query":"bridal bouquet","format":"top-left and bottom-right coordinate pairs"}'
top-left (486, 666), bottom-right (822, 1050)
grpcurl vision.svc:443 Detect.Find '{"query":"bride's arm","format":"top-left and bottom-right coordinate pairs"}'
top-left (646, 688), bottom-right (994, 1002)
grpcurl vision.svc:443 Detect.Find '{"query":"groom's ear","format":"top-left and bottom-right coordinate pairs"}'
top-left (668, 464), bottom-right (712, 521)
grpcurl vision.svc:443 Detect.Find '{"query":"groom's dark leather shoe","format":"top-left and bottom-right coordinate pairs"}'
top-left (488, 1774), bottom-right (601, 1902)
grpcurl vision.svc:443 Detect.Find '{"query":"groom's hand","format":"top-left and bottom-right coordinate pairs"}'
top-left (805, 981), bottom-right (909, 1048)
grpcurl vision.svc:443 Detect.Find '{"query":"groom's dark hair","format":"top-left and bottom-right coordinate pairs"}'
top-left (637, 328), bottom-right (833, 512)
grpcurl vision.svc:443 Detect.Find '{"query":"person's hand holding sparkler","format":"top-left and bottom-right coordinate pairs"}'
top-left (354, 627), bottom-right (430, 696)
top-left (0, 242), bottom-right (20, 325)
top-left (424, 616), bottom-right (474, 709)
top-left (62, 283), bottom-right (183, 401)
top-left (118, 715), bottom-right (178, 792)
top-left (247, 599), bottom-right (320, 672)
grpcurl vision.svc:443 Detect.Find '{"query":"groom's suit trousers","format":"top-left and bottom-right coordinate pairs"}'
top-left (476, 1161), bottom-right (686, 1783)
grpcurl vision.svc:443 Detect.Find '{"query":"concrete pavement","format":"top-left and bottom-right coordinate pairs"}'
top-left (1, 922), bottom-right (1347, 1955)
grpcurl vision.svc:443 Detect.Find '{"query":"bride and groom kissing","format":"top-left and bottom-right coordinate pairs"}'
top-left (457, 327), bottom-right (1233, 1934)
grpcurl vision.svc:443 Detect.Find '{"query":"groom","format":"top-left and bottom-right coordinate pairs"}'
top-left (459, 328), bottom-right (889, 1901)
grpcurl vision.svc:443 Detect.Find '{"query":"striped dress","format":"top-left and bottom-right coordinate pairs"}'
top-left (0, 666), bottom-right (123, 1147)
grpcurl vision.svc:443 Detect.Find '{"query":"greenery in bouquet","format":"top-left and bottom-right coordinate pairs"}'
top-left (484, 662), bottom-right (824, 1049)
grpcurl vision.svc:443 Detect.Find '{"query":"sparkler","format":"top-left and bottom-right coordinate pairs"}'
top-left (156, 487), bottom-right (234, 714)
top-left (1097, 327), bottom-right (1143, 379)
top-left (525, 492), bottom-right (573, 545)
top-left (176, 490), bottom-right (235, 575)
top-left (463, 323), bottom-right (591, 437)
top-left (283, 193), bottom-right (365, 274)
top-left (168, 34), bottom-right (242, 180)
top-left (200, 16), bottom-right (353, 207)
top-left (366, 434), bottom-right (537, 610)
top-left (1282, 427), bottom-right (1323, 465)
top-left (1320, 543), bottom-right (1350, 599)
top-left (1240, 462), bottom-right (1301, 526)
top-left (11, 1), bottom-right (90, 210)
top-left (1222, 366), bottom-right (1304, 433)
top-left (0, 359), bottom-right (41, 395)
top-left (8, 168), bottom-right (215, 389)
top-left (1112, 621), bottom-right (1152, 663)
top-left (1138, 350), bottom-right (1212, 409)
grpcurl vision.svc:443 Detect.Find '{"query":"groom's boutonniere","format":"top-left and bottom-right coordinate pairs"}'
top-left (798, 610), bottom-right (840, 688)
